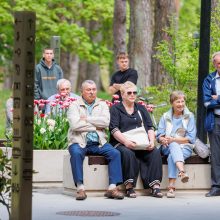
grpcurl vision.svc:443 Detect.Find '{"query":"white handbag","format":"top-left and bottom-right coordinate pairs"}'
top-left (122, 111), bottom-right (150, 150)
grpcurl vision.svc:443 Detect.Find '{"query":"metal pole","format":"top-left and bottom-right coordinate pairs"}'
top-left (196, 0), bottom-right (211, 143)
top-left (10, 11), bottom-right (35, 220)
top-left (50, 36), bottom-right (60, 64)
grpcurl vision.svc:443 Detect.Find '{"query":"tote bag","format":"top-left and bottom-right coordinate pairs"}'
top-left (122, 111), bottom-right (150, 150)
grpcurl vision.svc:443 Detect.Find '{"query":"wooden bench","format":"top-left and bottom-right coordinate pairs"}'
top-left (88, 154), bottom-right (209, 165)
top-left (63, 153), bottom-right (211, 195)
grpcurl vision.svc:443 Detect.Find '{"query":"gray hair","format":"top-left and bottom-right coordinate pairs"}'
top-left (212, 51), bottom-right (220, 63)
top-left (56, 79), bottom-right (71, 90)
top-left (170, 90), bottom-right (186, 104)
top-left (81, 80), bottom-right (96, 91)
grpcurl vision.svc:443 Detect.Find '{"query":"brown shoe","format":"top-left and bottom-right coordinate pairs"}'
top-left (178, 171), bottom-right (189, 183)
top-left (104, 188), bottom-right (124, 200)
top-left (76, 189), bottom-right (87, 200)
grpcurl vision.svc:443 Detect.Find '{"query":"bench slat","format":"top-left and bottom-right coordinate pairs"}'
top-left (87, 155), bottom-right (209, 165)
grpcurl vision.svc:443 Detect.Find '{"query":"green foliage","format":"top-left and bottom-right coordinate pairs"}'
top-left (0, 0), bottom-right (114, 64)
top-left (153, 15), bottom-right (199, 114)
top-left (0, 90), bottom-right (11, 138)
top-left (179, 0), bottom-right (200, 32)
top-left (210, 2), bottom-right (220, 71)
top-left (0, 147), bottom-right (11, 216)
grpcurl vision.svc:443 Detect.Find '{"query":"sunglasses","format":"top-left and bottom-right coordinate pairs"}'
top-left (127, 91), bottom-right (137, 95)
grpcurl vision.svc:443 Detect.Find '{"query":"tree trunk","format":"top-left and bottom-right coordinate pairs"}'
top-left (77, 61), bottom-right (88, 91)
top-left (60, 51), bottom-right (70, 80)
top-left (211, 0), bottom-right (219, 9)
top-left (60, 52), bottom-right (79, 92)
top-left (128, 0), bottom-right (155, 88)
top-left (113, 0), bottom-right (127, 69)
top-left (151, 0), bottom-right (178, 85)
top-left (86, 20), bottom-right (102, 89)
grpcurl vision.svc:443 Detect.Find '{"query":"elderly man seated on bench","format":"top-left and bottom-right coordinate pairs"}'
top-left (67, 80), bottom-right (124, 200)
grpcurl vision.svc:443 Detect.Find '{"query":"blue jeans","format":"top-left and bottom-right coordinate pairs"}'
top-left (162, 142), bottom-right (192, 179)
top-left (68, 142), bottom-right (123, 186)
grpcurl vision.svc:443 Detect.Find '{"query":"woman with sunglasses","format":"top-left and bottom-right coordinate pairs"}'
top-left (157, 91), bottom-right (196, 198)
top-left (109, 81), bottom-right (163, 198)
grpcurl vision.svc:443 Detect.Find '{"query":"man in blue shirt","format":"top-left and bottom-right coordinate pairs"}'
top-left (203, 51), bottom-right (220, 197)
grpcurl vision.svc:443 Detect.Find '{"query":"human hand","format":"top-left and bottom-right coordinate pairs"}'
top-left (212, 95), bottom-right (218, 100)
top-left (124, 140), bottom-right (136, 149)
top-left (160, 136), bottom-right (169, 146)
top-left (166, 136), bottom-right (176, 144)
top-left (147, 141), bottom-right (155, 151)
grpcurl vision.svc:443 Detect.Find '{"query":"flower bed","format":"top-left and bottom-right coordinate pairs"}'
top-left (34, 96), bottom-right (77, 150)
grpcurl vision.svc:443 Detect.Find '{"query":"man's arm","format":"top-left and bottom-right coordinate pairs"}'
top-left (203, 76), bottom-right (220, 109)
top-left (87, 101), bottom-right (110, 129)
top-left (67, 102), bottom-right (96, 132)
top-left (34, 66), bottom-right (41, 100)
top-left (108, 83), bottom-right (121, 95)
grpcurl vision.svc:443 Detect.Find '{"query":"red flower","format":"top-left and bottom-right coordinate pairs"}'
top-left (137, 101), bottom-right (145, 105)
top-left (146, 104), bottom-right (155, 113)
top-left (40, 113), bottom-right (45, 118)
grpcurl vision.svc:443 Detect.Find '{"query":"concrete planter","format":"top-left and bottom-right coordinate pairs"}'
top-left (33, 150), bottom-right (68, 183)
top-left (1, 147), bottom-right (68, 185)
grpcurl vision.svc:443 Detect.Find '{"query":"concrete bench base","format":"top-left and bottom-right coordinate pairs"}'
top-left (63, 155), bottom-right (211, 196)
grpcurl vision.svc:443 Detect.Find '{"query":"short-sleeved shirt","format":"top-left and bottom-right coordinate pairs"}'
top-left (110, 68), bottom-right (138, 100)
top-left (109, 102), bottom-right (153, 147)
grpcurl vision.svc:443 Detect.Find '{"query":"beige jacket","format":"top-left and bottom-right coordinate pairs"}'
top-left (67, 97), bottom-right (110, 148)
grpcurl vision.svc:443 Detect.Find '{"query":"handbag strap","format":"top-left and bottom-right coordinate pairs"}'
top-left (137, 110), bottom-right (144, 127)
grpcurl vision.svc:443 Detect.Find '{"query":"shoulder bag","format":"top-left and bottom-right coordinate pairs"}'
top-left (122, 110), bottom-right (150, 150)
top-left (193, 138), bottom-right (210, 159)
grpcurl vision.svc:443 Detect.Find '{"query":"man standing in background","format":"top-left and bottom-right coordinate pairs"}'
top-left (34, 48), bottom-right (63, 100)
top-left (109, 52), bottom-right (138, 101)
top-left (203, 51), bottom-right (220, 197)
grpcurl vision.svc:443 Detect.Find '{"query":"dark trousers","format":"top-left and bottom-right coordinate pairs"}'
top-left (116, 145), bottom-right (163, 189)
top-left (208, 117), bottom-right (220, 188)
top-left (68, 142), bottom-right (123, 186)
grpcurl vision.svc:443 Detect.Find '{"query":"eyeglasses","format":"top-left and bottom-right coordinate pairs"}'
top-left (127, 91), bottom-right (137, 95)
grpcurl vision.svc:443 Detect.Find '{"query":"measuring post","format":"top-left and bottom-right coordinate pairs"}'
top-left (10, 11), bottom-right (35, 220)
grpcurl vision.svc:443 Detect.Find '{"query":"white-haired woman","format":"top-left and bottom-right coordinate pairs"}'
top-left (109, 81), bottom-right (163, 198)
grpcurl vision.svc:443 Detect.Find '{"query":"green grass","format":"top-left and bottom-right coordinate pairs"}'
top-left (0, 89), bottom-right (11, 138)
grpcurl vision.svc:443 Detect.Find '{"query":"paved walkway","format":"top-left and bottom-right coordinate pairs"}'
top-left (1, 188), bottom-right (220, 220)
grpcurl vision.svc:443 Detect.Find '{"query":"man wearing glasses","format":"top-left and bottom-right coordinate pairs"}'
top-left (45, 79), bottom-right (79, 115)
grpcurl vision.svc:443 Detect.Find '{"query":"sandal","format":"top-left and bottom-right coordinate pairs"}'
top-left (178, 171), bottom-right (189, 183)
top-left (151, 188), bottom-right (163, 198)
top-left (104, 188), bottom-right (124, 200)
top-left (167, 186), bottom-right (175, 198)
top-left (126, 188), bottom-right (137, 198)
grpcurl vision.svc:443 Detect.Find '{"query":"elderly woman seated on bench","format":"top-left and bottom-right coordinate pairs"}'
top-left (109, 81), bottom-right (163, 198)
top-left (157, 91), bottom-right (196, 198)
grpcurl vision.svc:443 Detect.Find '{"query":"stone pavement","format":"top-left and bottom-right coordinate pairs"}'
top-left (1, 188), bottom-right (220, 220)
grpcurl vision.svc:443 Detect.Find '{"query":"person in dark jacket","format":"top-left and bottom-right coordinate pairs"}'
top-left (203, 51), bottom-right (220, 197)
top-left (34, 48), bottom-right (63, 100)
top-left (109, 81), bottom-right (163, 198)
top-left (109, 52), bottom-right (138, 101)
